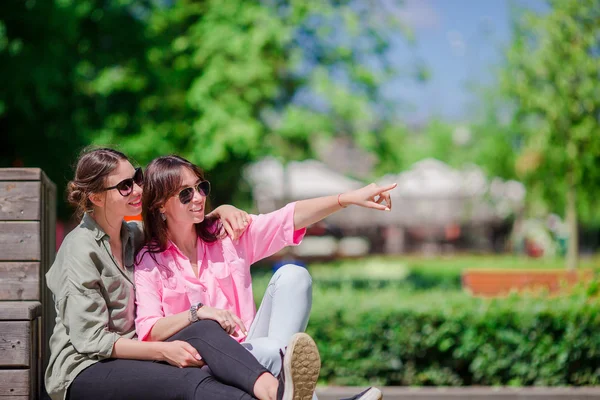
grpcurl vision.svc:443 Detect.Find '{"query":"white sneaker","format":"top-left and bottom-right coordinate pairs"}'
top-left (277, 333), bottom-right (321, 400)
top-left (340, 387), bottom-right (383, 400)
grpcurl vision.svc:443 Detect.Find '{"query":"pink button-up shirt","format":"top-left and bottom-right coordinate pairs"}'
top-left (134, 202), bottom-right (306, 342)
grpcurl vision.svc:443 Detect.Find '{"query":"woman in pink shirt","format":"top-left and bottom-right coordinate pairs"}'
top-left (135, 155), bottom-right (395, 400)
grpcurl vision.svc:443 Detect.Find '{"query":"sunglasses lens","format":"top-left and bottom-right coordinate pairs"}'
top-left (198, 181), bottom-right (211, 196)
top-left (179, 187), bottom-right (194, 204)
top-left (134, 168), bottom-right (144, 186)
top-left (117, 179), bottom-right (134, 196)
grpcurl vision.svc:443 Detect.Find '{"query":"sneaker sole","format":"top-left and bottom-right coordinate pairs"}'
top-left (282, 333), bottom-right (321, 400)
top-left (356, 387), bottom-right (383, 400)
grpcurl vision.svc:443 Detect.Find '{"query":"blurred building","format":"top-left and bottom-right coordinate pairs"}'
top-left (245, 157), bottom-right (525, 257)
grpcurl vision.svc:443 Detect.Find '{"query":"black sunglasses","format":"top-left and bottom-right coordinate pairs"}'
top-left (178, 180), bottom-right (211, 204)
top-left (102, 167), bottom-right (144, 197)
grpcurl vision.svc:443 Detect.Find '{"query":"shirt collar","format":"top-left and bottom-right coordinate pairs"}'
top-left (81, 212), bottom-right (109, 241)
top-left (81, 213), bottom-right (136, 273)
top-left (166, 239), bottom-right (185, 258)
top-left (122, 223), bottom-right (135, 268)
top-left (166, 238), bottom-right (204, 260)
top-left (81, 212), bottom-right (133, 250)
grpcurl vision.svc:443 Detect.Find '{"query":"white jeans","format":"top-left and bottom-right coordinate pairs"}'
top-left (242, 264), bottom-right (317, 399)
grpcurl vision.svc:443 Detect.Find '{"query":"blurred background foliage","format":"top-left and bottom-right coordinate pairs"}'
top-left (0, 0), bottom-right (599, 256)
top-left (0, 0), bottom-right (417, 215)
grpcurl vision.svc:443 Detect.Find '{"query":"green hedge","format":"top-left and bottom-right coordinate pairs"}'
top-left (306, 287), bottom-right (600, 386)
top-left (254, 255), bottom-right (600, 292)
top-left (251, 257), bottom-right (600, 386)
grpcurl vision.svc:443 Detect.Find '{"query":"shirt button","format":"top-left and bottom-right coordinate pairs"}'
top-left (203, 288), bottom-right (207, 292)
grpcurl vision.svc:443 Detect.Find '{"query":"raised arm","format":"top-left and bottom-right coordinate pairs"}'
top-left (293, 182), bottom-right (397, 230)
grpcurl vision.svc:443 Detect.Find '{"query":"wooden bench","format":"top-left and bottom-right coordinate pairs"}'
top-left (0, 169), bottom-right (56, 400)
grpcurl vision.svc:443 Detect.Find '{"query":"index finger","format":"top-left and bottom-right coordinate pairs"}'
top-left (222, 220), bottom-right (237, 240)
top-left (375, 183), bottom-right (397, 194)
top-left (232, 314), bottom-right (247, 335)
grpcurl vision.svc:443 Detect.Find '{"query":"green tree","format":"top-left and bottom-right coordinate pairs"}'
top-left (501, 0), bottom-right (600, 268)
top-left (1, 0), bottom-right (412, 217)
top-left (0, 0), bottom-right (152, 217)
top-left (94, 0), bottom-right (410, 206)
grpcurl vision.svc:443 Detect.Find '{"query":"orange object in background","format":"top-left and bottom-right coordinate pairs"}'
top-left (462, 269), bottom-right (595, 297)
top-left (125, 214), bottom-right (142, 221)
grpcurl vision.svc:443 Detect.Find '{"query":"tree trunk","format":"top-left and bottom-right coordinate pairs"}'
top-left (565, 169), bottom-right (578, 270)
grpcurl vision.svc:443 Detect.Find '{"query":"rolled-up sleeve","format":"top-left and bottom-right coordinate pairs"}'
top-left (57, 288), bottom-right (119, 358)
top-left (134, 256), bottom-right (165, 341)
top-left (241, 202), bottom-right (306, 264)
top-left (51, 254), bottom-right (120, 359)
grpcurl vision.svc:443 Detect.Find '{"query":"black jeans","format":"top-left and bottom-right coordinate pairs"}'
top-left (68, 320), bottom-right (269, 400)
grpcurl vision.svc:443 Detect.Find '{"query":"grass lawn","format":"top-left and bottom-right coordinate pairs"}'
top-left (251, 254), bottom-right (600, 305)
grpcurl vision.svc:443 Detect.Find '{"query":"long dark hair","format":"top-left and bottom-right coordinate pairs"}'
top-left (67, 147), bottom-right (129, 218)
top-left (137, 155), bottom-right (223, 273)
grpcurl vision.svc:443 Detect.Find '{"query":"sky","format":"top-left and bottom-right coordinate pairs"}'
top-left (385, 0), bottom-right (547, 124)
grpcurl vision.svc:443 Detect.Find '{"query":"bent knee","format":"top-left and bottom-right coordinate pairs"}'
top-left (190, 319), bottom-right (225, 335)
top-left (275, 264), bottom-right (312, 291)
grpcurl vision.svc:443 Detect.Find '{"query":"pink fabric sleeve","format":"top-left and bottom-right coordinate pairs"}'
top-left (239, 202), bottom-right (306, 265)
top-left (134, 254), bottom-right (165, 342)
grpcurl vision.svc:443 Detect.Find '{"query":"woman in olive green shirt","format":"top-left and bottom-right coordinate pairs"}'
top-left (44, 148), bottom-right (321, 400)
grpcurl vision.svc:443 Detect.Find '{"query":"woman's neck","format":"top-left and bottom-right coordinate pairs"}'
top-left (90, 207), bottom-right (122, 242)
top-left (168, 223), bottom-right (197, 259)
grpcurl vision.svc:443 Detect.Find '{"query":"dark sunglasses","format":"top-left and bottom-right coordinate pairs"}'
top-left (178, 180), bottom-right (211, 204)
top-left (102, 167), bottom-right (144, 197)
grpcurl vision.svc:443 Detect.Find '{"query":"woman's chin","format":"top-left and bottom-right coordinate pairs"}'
top-left (126, 206), bottom-right (142, 216)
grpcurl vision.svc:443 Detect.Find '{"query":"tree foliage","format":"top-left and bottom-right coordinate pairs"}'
top-left (501, 0), bottom-right (600, 267)
top-left (0, 0), bottom-right (410, 216)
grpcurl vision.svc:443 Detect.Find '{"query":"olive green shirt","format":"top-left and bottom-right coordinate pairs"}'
top-left (45, 213), bottom-right (143, 400)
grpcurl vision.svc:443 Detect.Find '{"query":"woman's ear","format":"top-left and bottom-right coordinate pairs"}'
top-left (88, 192), bottom-right (105, 208)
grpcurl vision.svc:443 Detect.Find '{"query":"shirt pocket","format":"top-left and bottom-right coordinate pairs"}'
top-left (161, 286), bottom-right (190, 316)
top-left (229, 260), bottom-right (252, 289)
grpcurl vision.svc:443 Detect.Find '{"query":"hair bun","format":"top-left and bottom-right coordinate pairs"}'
top-left (66, 181), bottom-right (85, 207)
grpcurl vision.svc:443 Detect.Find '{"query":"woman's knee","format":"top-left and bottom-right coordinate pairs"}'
top-left (194, 319), bottom-right (225, 334)
top-left (179, 319), bottom-right (226, 339)
top-left (273, 264), bottom-right (312, 292)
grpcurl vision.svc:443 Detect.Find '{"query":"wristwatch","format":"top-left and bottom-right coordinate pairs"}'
top-left (189, 302), bottom-right (204, 323)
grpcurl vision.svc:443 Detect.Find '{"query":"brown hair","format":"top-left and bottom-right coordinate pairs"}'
top-left (67, 147), bottom-right (129, 218)
top-left (137, 155), bottom-right (223, 274)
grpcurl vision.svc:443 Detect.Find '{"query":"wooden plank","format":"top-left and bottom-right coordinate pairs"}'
top-left (28, 318), bottom-right (39, 400)
top-left (40, 170), bottom-right (56, 194)
top-left (0, 369), bottom-right (30, 397)
top-left (40, 176), bottom-right (57, 373)
top-left (0, 321), bottom-right (32, 367)
top-left (0, 302), bottom-right (41, 320)
top-left (0, 263), bottom-right (39, 301)
top-left (0, 222), bottom-right (40, 261)
top-left (0, 169), bottom-right (41, 182)
top-left (0, 182), bottom-right (40, 221)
